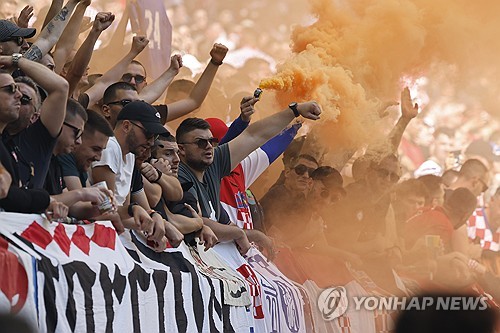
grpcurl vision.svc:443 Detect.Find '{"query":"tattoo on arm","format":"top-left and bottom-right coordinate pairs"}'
top-left (46, 22), bottom-right (55, 34)
top-left (54, 6), bottom-right (69, 21)
top-left (23, 45), bottom-right (43, 62)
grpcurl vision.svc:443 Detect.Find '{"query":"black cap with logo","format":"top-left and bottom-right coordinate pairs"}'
top-left (0, 20), bottom-right (36, 42)
top-left (117, 100), bottom-right (169, 136)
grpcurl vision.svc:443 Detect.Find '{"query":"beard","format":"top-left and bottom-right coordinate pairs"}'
top-left (126, 130), bottom-right (146, 156)
top-left (184, 155), bottom-right (211, 172)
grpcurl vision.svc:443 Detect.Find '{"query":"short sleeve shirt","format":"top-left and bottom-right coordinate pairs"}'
top-left (58, 153), bottom-right (88, 187)
top-left (91, 136), bottom-right (135, 206)
top-left (7, 119), bottom-right (58, 189)
top-left (177, 144), bottom-right (231, 222)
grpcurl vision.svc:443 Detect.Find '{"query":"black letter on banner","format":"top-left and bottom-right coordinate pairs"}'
top-left (62, 261), bottom-right (97, 332)
top-left (99, 263), bottom-right (127, 332)
top-left (128, 263), bottom-right (151, 332)
top-left (37, 256), bottom-right (60, 333)
top-left (130, 233), bottom-right (205, 332)
top-left (152, 270), bottom-right (168, 333)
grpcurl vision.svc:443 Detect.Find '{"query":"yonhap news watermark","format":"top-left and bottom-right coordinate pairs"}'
top-left (317, 286), bottom-right (489, 321)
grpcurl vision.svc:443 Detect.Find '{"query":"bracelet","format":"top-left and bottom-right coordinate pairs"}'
top-left (128, 202), bottom-right (139, 217)
top-left (153, 168), bottom-right (162, 183)
top-left (147, 209), bottom-right (160, 218)
top-left (210, 58), bottom-right (223, 66)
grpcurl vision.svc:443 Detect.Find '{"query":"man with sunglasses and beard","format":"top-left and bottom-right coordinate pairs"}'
top-left (260, 154), bottom-right (319, 232)
top-left (176, 98), bottom-right (321, 255)
top-left (1, 55), bottom-right (68, 189)
top-left (92, 101), bottom-right (175, 248)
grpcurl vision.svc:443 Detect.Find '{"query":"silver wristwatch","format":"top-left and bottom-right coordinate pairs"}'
top-left (11, 53), bottom-right (22, 67)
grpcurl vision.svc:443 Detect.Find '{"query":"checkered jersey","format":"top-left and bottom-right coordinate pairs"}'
top-left (467, 208), bottom-right (500, 251)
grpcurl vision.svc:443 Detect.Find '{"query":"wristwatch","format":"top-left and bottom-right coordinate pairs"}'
top-left (11, 53), bottom-right (22, 67)
top-left (289, 102), bottom-right (300, 117)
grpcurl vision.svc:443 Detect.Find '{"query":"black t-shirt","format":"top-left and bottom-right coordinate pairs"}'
top-left (0, 137), bottom-right (50, 213)
top-left (130, 165), bottom-right (144, 195)
top-left (154, 105), bottom-right (168, 125)
top-left (44, 155), bottom-right (65, 195)
top-left (4, 119), bottom-right (58, 189)
top-left (58, 153), bottom-right (88, 187)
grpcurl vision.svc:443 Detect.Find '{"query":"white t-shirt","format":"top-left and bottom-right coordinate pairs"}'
top-left (91, 136), bottom-right (135, 206)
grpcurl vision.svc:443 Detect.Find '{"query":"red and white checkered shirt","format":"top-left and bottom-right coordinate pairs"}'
top-left (467, 208), bottom-right (500, 251)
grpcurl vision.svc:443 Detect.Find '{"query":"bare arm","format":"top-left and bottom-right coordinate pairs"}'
top-left (228, 100), bottom-right (321, 170)
top-left (84, 35), bottom-right (149, 108)
top-left (63, 175), bottom-right (83, 190)
top-left (141, 159), bottom-right (183, 202)
top-left (139, 54), bottom-right (182, 104)
top-left (25, 0), bottom-right (81, 62)
top-left (141, 176), bottom-right (162, 209)
top-left (42, 0), bottom-right (64, 30)
top-left (388, 87), bottom-right (418, 152)
top-left (52, 0), bottom-right (90, 73)
top-left (164, 205), bottom-right (203, 234)
top-left (65, 12), bottom-right (115, 97)
top-left (165, 44), bottom-right (228, 122)
top-left (7, 56), bottom-right (69, 138)
top-left (91, 165), bottom-right (116, 193)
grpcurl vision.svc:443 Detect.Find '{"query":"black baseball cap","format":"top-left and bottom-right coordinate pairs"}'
top-left (117, 100), bottom-right (169, 135)
top-left (0, 20), bottom-right (36, 42)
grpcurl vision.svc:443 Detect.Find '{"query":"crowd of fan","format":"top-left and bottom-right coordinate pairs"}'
top-left (2, 0), bottom-right (500, 331)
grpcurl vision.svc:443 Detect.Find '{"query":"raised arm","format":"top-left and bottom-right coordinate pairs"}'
top-left (65, 12), bottom-right (115, 97)
top-left (138, 54), bottom-right (182, 104)
top-left (52, 0), bottom-right (91, 74)
top-left (1, 55), bottom-right (69, 137)
top-left (228, 99), bottom-right (321, 170)
top-left (24, 0), bottom-right (81, 62)
top-left (388, 87), bottom-right (418, 152)
top-left (41, 0), bottom-right (64, 29)
top-left (84, 35), bottom-right (149, 108)
top-left (164, 44), bottom-right (228, 122)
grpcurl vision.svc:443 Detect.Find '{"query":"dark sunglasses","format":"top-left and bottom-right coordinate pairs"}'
top-left (130, 121), bottom-right (159, 141)
top-left (294, 164), bottom-right (316, 176)
top-left (375, 168), bottom-right (400, 183)
top-left (179, 137), bottom-right (218, 149)
top-left (64, 122), bottom-right (83, 140)
top-left (6, 36), bottom-right (25, 46)
top-left (0, 83), bottom-right (19, 95)
top-left (20, 94), bottom-right (32, 105)
top-left (121, 73), bottom-right (146, 84)
top-left (107, 99), bottom-right (133, 107)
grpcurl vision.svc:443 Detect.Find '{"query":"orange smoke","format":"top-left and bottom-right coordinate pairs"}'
top-left (261, 0), bottom-right (500, 154)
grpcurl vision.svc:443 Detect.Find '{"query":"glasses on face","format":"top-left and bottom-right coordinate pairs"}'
top-left (107, 99), bottom-right (133, 107)
top-left (179, 137), bottom-right (219, 149)
top-left (20, 94), bottom-right (32, 105)
top-left (0, 83), bottom-right (19, 95)
top-left (293, 164), bottom-right (316, 176)
top-left (121, 73), bottom-right (146, 84)
top-left (130, 121), bottom-right (158, 141)
top-left (64, 122), bottom-right (83, 140)
top-left (6, 36), bottom-right (25, 46)
top-left (375, 168), bottom-right (400, 183)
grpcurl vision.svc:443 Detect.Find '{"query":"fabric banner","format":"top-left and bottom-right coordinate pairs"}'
top-left (0, 212), bottom-right (254, 333)
top-left (127, 0), bottom-right (172, 81)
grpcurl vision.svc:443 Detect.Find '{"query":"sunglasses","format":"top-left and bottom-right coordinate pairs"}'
top-left (130, 121), bottom-right (159, 141)
top-left (64, 122), bottom-right (83, 140)
top-left (121, 73), bottom-right (146, 84)
top-left (293, 164), bottom-right (316, 176)
top-left (107, 99), bottom-right (133, 107)
top-left (20, 94), bottom-right (32, 105)
top-left (0, 83), bottom-right (19, 95)
top-left (5, 36), bottom-right (25, 46)
top-left (375, 168), bottom-right (400, 183)
top-left (179, 137), bottom-right (218, 149)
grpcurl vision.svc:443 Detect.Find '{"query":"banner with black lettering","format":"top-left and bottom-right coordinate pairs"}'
top-left (0, 213), bottom-right (254, 333)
